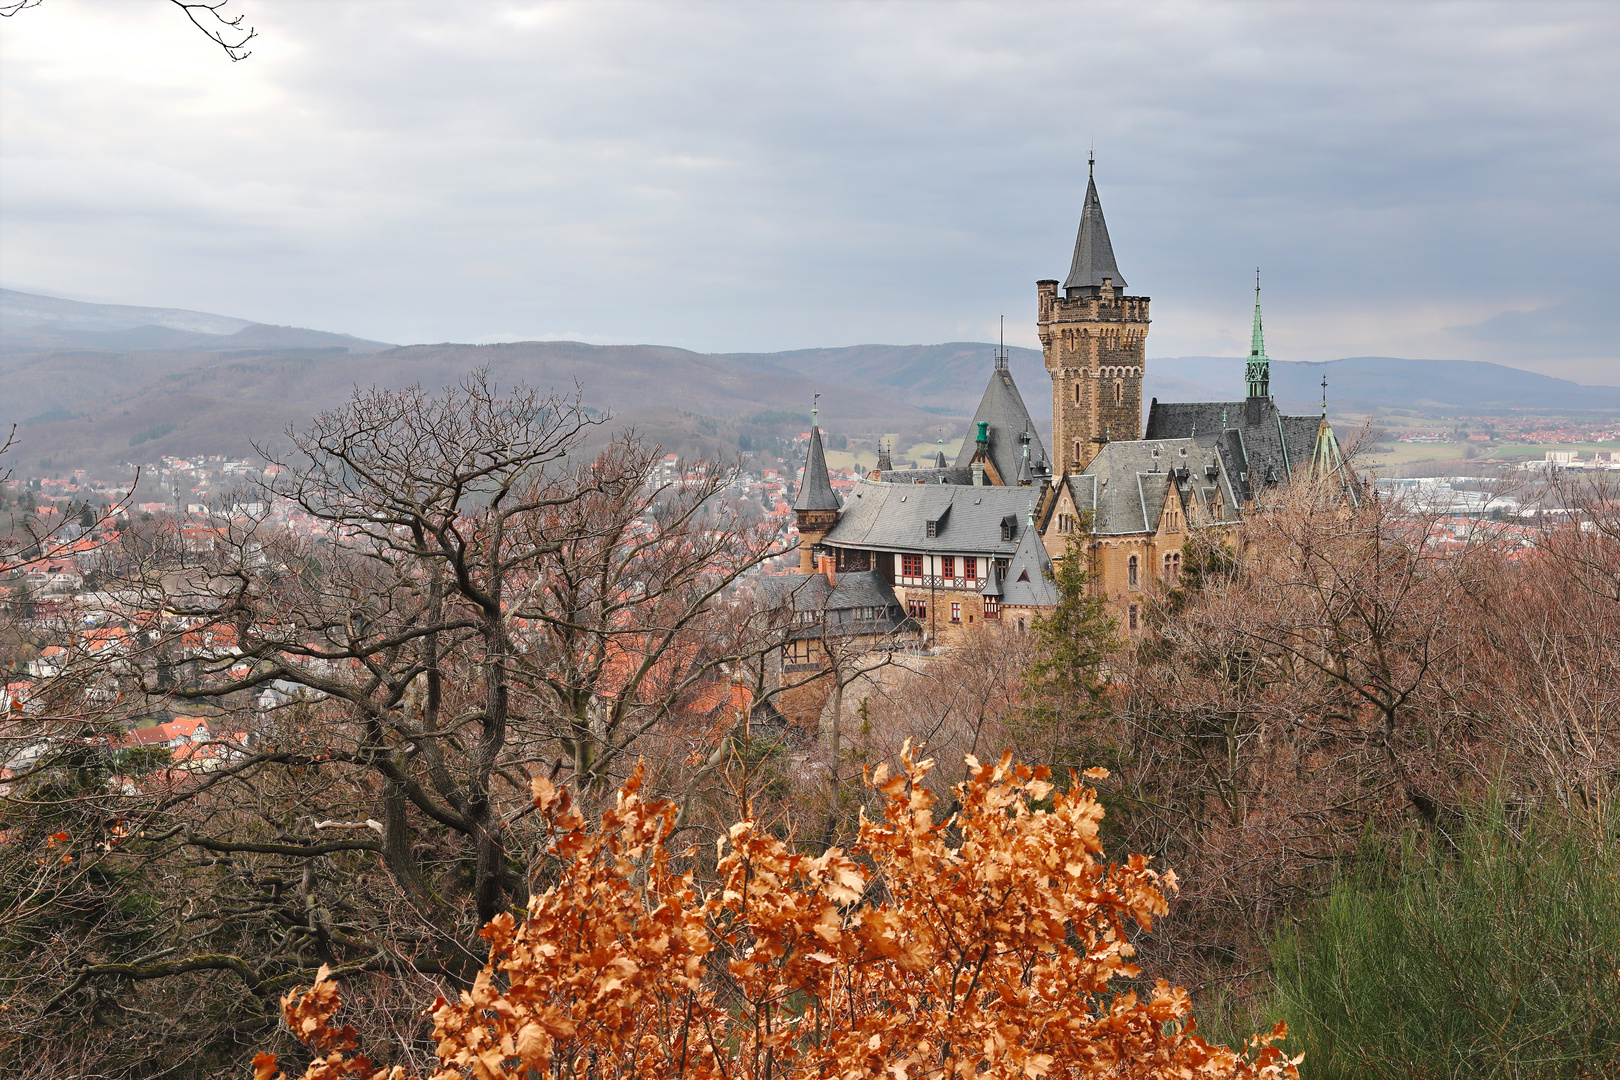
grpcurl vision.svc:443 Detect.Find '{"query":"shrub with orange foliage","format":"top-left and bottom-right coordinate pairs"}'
top-left (255, 746), bottom-right (1299, 1080)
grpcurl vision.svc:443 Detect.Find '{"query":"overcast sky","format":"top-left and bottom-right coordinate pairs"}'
top-left (2, 1), bottom-right (1616, 381)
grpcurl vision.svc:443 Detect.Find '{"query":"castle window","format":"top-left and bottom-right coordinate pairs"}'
top-left (907, 598), bottom-right (927, 620)
top-left (1165, 552), bottom-right (1181, 582)
top-left (983, 598), bottom-right (999, 620)
top-left (950, 602), bottom-right (961, 623)
top-left (901, 553), bottom-right (923, 578)
top-left (941, 555), bottom-right (955, 580)
top-left (1114, 381), bottom-right (1123, 404)
top-left (963, 557), bottom-right (977, 581)
top-left (1128, 604), bottom-right (1139, 631)
top-left (1128, 555), bottom-right (1138, 587)
top-left (1074, 383), bottom-right (1081, 404)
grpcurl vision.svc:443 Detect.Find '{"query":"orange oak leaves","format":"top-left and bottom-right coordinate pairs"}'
top-left (259, 746), bottom-right (1299, 1079)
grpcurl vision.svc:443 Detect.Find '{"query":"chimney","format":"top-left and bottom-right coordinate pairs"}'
top-left (972, 461), bottom-right (985, 486)
top-left (817, 553), bottom-right (836, 587)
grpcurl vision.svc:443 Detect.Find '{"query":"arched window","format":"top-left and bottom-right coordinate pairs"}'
top-left (1128, 604), bottom-right (1138, 631)
top-left (1074, 382), bottom-right (1081, 404)
top-left (1128, 555), bottom-right (1138, 587)
top-left (1114, 380), bottom-right (1124, 404)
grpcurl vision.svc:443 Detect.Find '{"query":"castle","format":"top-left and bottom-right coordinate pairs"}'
top-left (782, 158), bottom-right (1350, 642)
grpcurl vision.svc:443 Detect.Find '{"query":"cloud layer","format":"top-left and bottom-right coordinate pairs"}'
top-left (2, 1), bottom-right (1616, 380)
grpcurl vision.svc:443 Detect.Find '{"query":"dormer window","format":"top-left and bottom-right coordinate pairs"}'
top-left (1000, 515), bottom-right (1017, 542)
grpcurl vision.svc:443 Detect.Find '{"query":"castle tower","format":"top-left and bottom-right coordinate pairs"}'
top-left (1037, 157), bottom-right (1151, 472)
top-left (792, 402), bottom-right (840, 573)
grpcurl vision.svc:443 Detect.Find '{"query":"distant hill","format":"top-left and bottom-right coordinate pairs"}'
top-left (3, 289), bottom-right (1617, 477)
top-left (0, 288), bottom-right (393, 357)
top-left (1151, 355), bottom-right (1620, 414)
top-left (0, 289), bottom-right (255, 335)
top-left (0, 339), bottom-right (955, 473)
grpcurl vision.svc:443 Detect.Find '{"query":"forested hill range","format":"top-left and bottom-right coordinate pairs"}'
top-left (2, 287), bottom-right (1617, 473)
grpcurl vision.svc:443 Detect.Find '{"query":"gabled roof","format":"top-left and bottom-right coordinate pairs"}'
top-left (1144, 399), bottom-right (1322, 502)
top-left (898, 466), bottom-right (976, 485)
top-left (822, 478), bottom-right (1038, 556)
top-left (1067, 438), bottom-right (1240, 536)
top-left (792, 426), bottom-right (840, 512)
top-left (953, 366), bottom-right (1049, 486)
top-left (1062, 169), bottom-right (1127, 293)
top-left (999, 517), bottom-right (1060, 608)
top-left (757, 570), bottom-right (913, 641)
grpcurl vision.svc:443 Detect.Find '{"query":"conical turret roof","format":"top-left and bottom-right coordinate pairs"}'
top-left (1000, 512), bottom-right (1059, 608)
top-left (1062, 164), bottom-right (1126, 293)
top-left (792, 426), bottom-right (840, 512)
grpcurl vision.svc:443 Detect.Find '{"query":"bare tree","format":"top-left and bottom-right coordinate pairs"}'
top-left (0, 0), bottom-right (256, 61)
top-left (0, 374), bottom-right (788, 1075)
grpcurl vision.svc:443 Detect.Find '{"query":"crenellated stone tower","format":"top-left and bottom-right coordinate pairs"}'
top-left (1037, 157), bottom-right (1151, 473)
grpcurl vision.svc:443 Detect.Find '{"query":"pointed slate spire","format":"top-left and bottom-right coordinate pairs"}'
top-left (1246, 269), bottom-right (1271, 400)
top-left (1062, 155), bottom-right (1127, 294)
top-left (1000, 510), bottom-right (1060, 608)
top-left (792, 403), bottom-right (839, 512)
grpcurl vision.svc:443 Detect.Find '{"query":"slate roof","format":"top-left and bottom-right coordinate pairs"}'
top-left (1062, 172), bottom-right (1127, 294)
top-left (757, 570), bottom-right (913, 641)
top-left (894, 466), bottom-right (976, 485)
top-left (822, 478), bottom-right (1040, 556)
top-left (953, 366), bottom-right (1050, 486)
top-left (1144, 399), bottom-right (1323, 502)
top-left (792, 426), bottom-right (841, 512)
top-left (1067, 438), bottom-right (1240, 536)
top-left (999, 518), bottom-right (1060, 607)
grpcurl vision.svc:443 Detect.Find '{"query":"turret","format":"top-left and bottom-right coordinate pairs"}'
top-left (792, 401), bottom-right (840, 573)
top-left (1038, 155), bottom-right (1150, 473)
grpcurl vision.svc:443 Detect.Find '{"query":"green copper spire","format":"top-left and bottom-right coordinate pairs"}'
top-left (1246, 269), bottom-right (1270, 400)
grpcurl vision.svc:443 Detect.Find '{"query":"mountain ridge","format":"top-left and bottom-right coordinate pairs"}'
top-left (3, 290), bottom-right (1615, 475)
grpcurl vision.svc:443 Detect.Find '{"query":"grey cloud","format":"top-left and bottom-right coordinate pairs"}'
top-left (0, 0), bottom-right (1616, 369)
